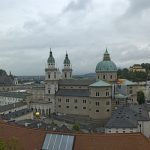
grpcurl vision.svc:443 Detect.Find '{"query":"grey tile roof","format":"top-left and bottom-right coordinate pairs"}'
top-left (0, 92), bottom-right (31, 99)
top-left (56, 89), bottom-right (90, 97)
top-left (3, 108), bottom-right (32, 120)
top-left (58, 78), bottom-right (96, 86)
top-left (0, 102), bottom-right (27, 113)
top-left (106, 105), bottom-right (150, 128)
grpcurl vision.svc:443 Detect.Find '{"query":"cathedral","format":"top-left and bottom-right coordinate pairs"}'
top-left (43, 49), bottom-right (138, 120)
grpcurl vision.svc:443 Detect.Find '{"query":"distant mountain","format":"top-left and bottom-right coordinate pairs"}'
top-left (73, 73), bottom-right (96, 79)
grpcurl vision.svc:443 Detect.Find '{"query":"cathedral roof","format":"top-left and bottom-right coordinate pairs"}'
top-left (90, 80), bottom-right (111, 87)
top-left (56, 89), bottom-right (90, 97)
top-left (96, 49), bottom-right (117, 72)
top-left (58, 78), bottom-right (96, 86)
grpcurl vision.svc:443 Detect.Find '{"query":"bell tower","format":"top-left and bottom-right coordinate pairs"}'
top-left (45, 49), bottom-right (60, 113)
top-left (62, 52), bottom-right (72, 79)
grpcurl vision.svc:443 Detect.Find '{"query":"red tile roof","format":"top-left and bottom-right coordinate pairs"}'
top-left (0, 121), bottom-right (150, 150)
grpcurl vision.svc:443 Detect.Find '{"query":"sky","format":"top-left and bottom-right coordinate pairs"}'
top-left (0, 0), bottom-right (150, 75)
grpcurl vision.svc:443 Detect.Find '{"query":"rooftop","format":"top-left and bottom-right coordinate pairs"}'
top-left (0, 102), bottom-right (27, 113)
top-left (116, 79), bottom-right (137, 86)
top-left (56, 89), bottom-right (90, 97)
top-left (90, 80), bottom-right (111, 87)
top-left (2, 108), bottom-right (32, 120)
top-left (0, 122), bottom-right (150, 150)
top-left (106, 105), bottom-right (150, 128)
top-left (58, 78), bottom-right (96, 86)
top-left (0, 92), bottom-right (31, 99)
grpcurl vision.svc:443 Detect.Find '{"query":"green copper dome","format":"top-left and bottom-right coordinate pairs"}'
top-left (96, 49), bottom-right (117, 72)
top-left (64, 53), bottom-right (70, 64)
top-left (47, 50), bottom-right (55, 64)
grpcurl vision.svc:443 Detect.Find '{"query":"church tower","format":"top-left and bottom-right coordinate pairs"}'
top-left (45, 49), bottom-right (60, 113)
top-left (62, 52), bottom-right (72, 79)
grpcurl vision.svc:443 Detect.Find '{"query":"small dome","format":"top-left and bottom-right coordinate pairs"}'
top-left (95, 49), bottom-right (117, 72)
top-left (64, 53), bottom-right (70, 64)
top-left (47, 50), bottom-right (55, 64)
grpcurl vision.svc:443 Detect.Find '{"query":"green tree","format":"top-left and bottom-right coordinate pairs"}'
top-left (137, 91), bottom-right (145, 105)
top-left (72, 124), bottom-right (80, 131)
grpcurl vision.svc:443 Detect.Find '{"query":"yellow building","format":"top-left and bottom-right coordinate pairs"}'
top-left (129, 64), bottom-right (146, 72)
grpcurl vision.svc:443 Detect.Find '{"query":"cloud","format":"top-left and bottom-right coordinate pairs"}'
top-left (122, 0), bottom-right (150, 18)
top-left (0, 0), bottom-right (150, 75)
top-left (63, 0), bottom-right (92, 12)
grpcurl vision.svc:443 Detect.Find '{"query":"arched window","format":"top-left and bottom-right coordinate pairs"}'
top-left (110, 75), bottom-right (112, 79)
top-left (103, 75), bottom-right (105, 79)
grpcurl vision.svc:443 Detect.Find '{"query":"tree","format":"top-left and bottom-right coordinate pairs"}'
top-left (72, 123), bottom-right (80, 131)
top-left (137, 91), bottom-right (145, 105)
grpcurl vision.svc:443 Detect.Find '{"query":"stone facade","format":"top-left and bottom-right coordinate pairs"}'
top-left (43, 49), bottom-right (138, 121)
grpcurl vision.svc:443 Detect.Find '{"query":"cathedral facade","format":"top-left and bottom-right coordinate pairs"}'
top-left (44, 49), bottom-right (138, 120)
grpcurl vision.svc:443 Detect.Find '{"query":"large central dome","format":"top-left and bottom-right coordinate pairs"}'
top-left (96, 49), bottom-right (117, 72)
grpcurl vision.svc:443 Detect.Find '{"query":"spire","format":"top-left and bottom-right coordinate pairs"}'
top-left (103, 48), bottom-right (111, 61)
top-left (50, 48), bottom-right (52, 57)
top-left (47, 48), bottom-right (55, 64)
top-left (64, 52), bottom-right (70, 65)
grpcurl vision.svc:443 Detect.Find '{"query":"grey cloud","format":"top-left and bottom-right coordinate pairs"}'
top-left (63, 0), bottom-right (92, 12)
top-left (124, 0), bottom-right (150, 17)
top-left (0, 0), bottom-right (150, 75)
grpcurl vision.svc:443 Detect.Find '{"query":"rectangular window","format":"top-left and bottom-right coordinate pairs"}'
top-left (96, 92), bottom-right (99, 97)
top-left (96, 102), bottom-right (99, 106)
top-left (83, 100), bottom-right (86, 103)
top-left (106, 101), bottom-right (110, 105)
top-left (96, 109), bottom-right (99, 112)
top-left (83, 107), bottom-right (86, 109)
top-left (58, 105), bottom-right (61, 108)
top-left (58, 98), bottom-right (61, 102)
top-left (48, 74), bottom-right (50, 79)
top-left (74, 99), bottom-right (78, 103)
top-left (129, 90), bottom-right (132, 94)
top-left (48, 90), bottom-right (50, 94)
top-left (66, 106), bottom-right (69, 108)
top-left (66, 99), bottom-right (69, 103)
top-left (106, 92), bottom-right (109, 96)
top-left (54, 72), bottom-right (56, 78)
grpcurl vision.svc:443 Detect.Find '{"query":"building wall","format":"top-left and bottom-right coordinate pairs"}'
top-left (30, 102), bottom-right (52, 115)
top-left (89, 97), bottom-right (111, 119)
top-left (90, 87), bottom-right (112, 97)
top-left (111, 98), bottom-right (127, 112)
top-left (0, 86), bottom-right (15, 92)
top-left (0, 96), bottom-right (23, 106)
top-left (96, 72), bottom-right (117, 82)
top-left (138, 121), bottom-right (150, 138)
top-left (31, 87), bottom-right (45, 101)
top-left (55, 96), bottom-right (90, 116)
top-left (105, 128), bottom-right (138, 134)
top-left (127, 85), bottom-right (138, 104)
top-left (56, 94), bottom-right (111, 120)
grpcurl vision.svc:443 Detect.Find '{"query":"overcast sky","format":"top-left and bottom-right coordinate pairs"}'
top-left (0, 0), bottom-right (150, 75)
